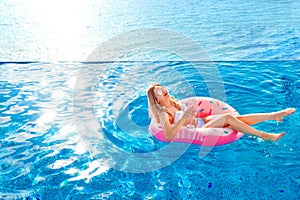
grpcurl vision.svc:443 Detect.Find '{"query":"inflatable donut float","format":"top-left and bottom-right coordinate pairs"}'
top-left (149, 97), bottom-right (244, 146)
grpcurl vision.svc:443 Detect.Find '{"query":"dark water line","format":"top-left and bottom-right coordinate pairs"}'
top-left (0, 60), bottom-right (299, 65)
top-left (0, 61), bottom-right (40, 65)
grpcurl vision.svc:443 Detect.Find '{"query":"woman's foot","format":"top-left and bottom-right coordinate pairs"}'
top-left (260, 132), bottom-right (286, 141)
top-left (273, 108), bottom-right (295, 122)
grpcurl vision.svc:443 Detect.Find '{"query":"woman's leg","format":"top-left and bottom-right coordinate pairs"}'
top-left (202, 113), bottom-right (285, 141)
top-left (236, 108), bottom-right (295, 125)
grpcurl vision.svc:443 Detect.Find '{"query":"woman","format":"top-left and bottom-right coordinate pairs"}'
top-left (147, 84), bottom-right (295, 142)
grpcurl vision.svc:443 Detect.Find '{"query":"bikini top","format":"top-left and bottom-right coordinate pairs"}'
top-left (174, 110), bottom-right (184, 124)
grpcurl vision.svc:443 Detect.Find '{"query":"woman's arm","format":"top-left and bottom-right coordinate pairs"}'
top-left (159, 107), bottom-right (195, 141)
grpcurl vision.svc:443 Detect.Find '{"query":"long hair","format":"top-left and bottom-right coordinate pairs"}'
top-left (147, 84), bottom-right (181, 123)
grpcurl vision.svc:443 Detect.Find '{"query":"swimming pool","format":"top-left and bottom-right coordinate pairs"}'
top-left (1, 0), bottom-right (300, 199)
top-left (0, 61), bottom-right (299, 199)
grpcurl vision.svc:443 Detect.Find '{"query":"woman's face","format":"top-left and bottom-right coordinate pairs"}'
top-left (154, 85), bottom-right (169, 103)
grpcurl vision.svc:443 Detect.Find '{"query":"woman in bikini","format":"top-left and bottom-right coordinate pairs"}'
top-left (147, 83), bottom-right (295, 141)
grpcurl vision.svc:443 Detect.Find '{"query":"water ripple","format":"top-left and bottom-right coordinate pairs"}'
top-left (0, 61), bottom-right (299, 199)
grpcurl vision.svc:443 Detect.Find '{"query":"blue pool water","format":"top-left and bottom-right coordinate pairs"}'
top-left (1, 61), bottom-right (299, 199)
top-left (1, 0), bottom-right (300, 199)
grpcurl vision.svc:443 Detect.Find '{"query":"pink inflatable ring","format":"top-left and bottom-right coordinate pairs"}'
top-left (149, 97), bottom-right (244, 146)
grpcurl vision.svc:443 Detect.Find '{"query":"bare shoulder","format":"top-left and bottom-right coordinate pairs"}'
top-left (158, 110), bottom-right (170, 126)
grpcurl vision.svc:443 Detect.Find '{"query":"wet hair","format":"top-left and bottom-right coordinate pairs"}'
top-left (147, 83), bottom-right (181, 123)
